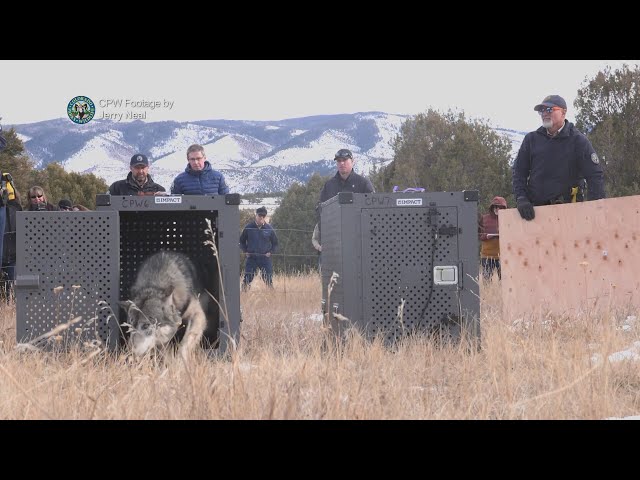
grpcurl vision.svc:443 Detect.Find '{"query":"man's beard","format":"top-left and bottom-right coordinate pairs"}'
top-left (542, 118), bottom-right (553, 129)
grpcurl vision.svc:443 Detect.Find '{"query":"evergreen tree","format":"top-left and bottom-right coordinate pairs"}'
top-left (33, 163), bottom-right (108, 209)
top-left (0, 126), bottom-right (108, 208)
top-left (371, 109), bottom-right (514, 208)
top-left (270, 173), bottom-right (326, 274)
top-left (575, 64), bottom-right (640, 197)
top-left (0, 127), bottom-right (37, 202)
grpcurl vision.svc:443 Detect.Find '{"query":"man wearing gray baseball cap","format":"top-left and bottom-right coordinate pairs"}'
top-left (533, 94), bottom-right (567, 111)
top-left (512, 94), bottom-right (605, 221)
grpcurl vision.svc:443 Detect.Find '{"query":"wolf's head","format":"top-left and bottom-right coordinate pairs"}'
top-left (121, 294), bottom-right (182, 357)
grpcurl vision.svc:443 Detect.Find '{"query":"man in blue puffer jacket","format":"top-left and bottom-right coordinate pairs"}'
top-left (170, 144), bottom-right (230, 195)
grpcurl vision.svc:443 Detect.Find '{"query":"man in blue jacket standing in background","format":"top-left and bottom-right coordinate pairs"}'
top-left (171, 144), bottom-right (230, 195)
top-left (240, 206), bottom-right (278, 290)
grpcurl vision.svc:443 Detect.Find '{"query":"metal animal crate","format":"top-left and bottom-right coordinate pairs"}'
top-left (320, 191), bottom-right (480, 344)
top-left (15, 194), bottom-right (241, 353)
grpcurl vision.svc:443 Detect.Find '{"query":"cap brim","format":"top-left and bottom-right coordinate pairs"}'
top-left (534, 102), bottom-right (554, 111)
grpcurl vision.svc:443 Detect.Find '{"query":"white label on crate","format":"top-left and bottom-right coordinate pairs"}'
top-left (155, 196), bottom-right (182, 204)
top-left (396, 198), bottom-right (423, 206)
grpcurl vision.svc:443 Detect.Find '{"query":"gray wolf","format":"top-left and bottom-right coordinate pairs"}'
top-left (121, 250), bottom-right (208, 358)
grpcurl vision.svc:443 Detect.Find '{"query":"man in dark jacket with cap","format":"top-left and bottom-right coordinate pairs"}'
top-left (108, 153), bottom-right (166, 196)
top-left (316, 148), bottom-right (375, 248)
top-left (239, 206), bottom-right (279, 289)
top-left (318, 148), bottom-right (374, 205)
top-left (512, 94), bottom-right (605, 221)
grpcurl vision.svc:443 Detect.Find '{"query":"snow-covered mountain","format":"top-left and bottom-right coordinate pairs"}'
top-left (9, 113), bottom-right (526, 193)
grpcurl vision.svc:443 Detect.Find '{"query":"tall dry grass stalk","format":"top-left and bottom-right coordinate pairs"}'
top-left (1, 274), bottom-right (639, 419)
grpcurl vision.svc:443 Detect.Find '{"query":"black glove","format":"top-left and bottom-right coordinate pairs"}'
top-left (516, 197), bottom-right (535, 221)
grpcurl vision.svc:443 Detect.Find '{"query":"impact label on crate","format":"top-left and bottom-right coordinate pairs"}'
top-left (155, 196), bottom-right (182, 204)
top-left (396, 198), bottom-right (423, 206)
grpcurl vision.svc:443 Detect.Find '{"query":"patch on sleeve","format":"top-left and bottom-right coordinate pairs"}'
top-left (591, 152), bottom-right (599, 164)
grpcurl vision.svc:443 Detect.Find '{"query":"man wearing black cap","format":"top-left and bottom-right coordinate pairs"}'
top-left (239, 206), bottom-right (279, 289)
top-left (319, 148), bottom-right (375, 205)
top-left (315, 148), bottom-right (374, 247)
top-left (108, 153), bottom-right (167, 196)
top-left (512, 94), bottom-right (605, 221)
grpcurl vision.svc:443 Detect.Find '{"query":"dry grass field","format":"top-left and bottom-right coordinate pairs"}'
top-left (0, 273), bottom-right (639, 419)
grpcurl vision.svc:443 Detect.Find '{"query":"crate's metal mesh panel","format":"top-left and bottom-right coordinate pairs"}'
top-left (320, 192), bottom-right (479, 346)
top-left (118, 211), bottom-right (220, 346)
top-left (362, 208), bottom-right (458, 343)
top-left (17, 212), bottom-right (118, 347)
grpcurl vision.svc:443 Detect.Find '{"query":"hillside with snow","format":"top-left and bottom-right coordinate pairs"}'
top-left (9, 113), bottom-right (526, 194)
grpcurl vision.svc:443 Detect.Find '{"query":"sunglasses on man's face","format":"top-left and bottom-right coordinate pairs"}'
top-left (538, 106), bottom-right (563, 114)
top-left (30, 194), bottom-right (44, 199)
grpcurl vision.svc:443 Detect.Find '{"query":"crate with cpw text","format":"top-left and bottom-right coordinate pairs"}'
top-left (15, 194), bottom-right (241, 353)
top-left (319, 191), bottom-right (480, 345)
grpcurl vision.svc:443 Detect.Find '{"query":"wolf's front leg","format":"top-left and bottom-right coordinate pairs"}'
top-left (178, 297), bottom-right (207, 359)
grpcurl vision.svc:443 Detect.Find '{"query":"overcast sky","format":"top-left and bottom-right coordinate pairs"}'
top-left (1, 60), bottom-right (638, 132)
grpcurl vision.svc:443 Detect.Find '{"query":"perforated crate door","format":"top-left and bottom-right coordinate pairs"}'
top-left (361, 207), bottom-right (459, 343)
top-left (16, 211), bottom-right (120, 349)
top-left (118, 211), bottom-right (220, 346)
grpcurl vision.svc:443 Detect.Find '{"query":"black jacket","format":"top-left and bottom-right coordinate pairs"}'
top-left (109, 172), bottom-right (166, 196)
top-left (319, 171), bottom-right (375, 204)
top-left (512, 120), bottom-right (605, 205)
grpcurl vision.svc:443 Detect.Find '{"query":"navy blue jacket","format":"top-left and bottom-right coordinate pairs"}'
top-left (239, 221), bottom-right (278, 255)
top-left (170, 161), bottom-right (229, 195)
top-left (512, 120), bottom-right (605, 205)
